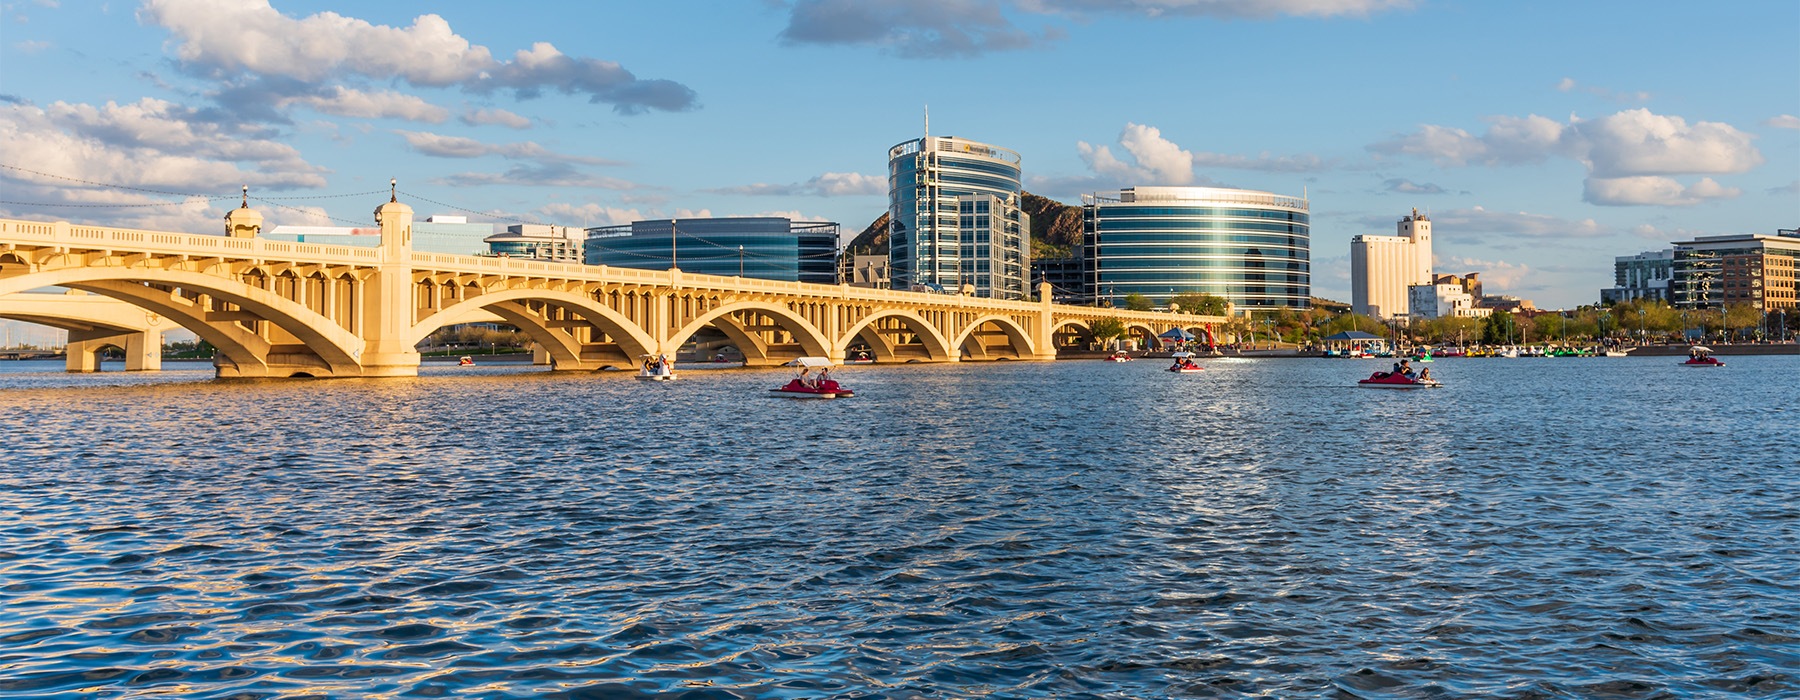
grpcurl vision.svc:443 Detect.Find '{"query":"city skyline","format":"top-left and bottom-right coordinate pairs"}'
top-left (0, 0), bottom-right (1795, 316)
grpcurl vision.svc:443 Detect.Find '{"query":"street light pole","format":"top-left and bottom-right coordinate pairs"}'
top-left (670, 219), bottom-right (678, 270)
top-left (738, 244), bottom-right (744, 277)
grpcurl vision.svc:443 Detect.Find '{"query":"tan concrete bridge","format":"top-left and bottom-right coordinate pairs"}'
top-left (0, 196), bottom-right (1224, 378)
top-left (0, 289), bottom-right (166, 371)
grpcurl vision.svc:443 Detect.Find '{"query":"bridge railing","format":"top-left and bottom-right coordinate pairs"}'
top-left (2, 219), bottom-right (381, 266)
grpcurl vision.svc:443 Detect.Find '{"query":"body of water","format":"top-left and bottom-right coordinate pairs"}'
top-left (1, 356), bottom-right (1796, 698)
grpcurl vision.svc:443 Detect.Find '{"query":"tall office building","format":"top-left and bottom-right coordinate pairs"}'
top-left (1600, 249), bottom-right (1674, 305)
top-left (1082, 186), bottom-right (1310, 309)
top-left (887, 133), bottom-right (1030, 299)
top-left (585, 217), bottom-right (839, 284)
top-left (1351, 209), bottom-right (1434, 319)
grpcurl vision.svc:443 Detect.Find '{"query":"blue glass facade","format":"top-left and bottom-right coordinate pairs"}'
top-left (888, 136), bottom-right (1030, 299)
top-left (1084, 187), bottom-right (1311, 309)
top-left (584, 217), bottom-right (839, 284)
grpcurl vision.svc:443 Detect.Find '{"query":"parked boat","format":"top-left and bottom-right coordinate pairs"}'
top-left (770, 357), bottom-right (853, 398)
top-left (1106, 350), bottom-right (1133, 362)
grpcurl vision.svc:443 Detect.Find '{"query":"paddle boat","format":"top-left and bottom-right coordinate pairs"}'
top-left (1682, 346), bottom-right (1725, 367)
top-left (1106, 350), bottom-right (1134, 362)
top-left (1358, 369), bottom-right (1442, 389)
top-left (846, 350), bottom-right (876, 364)
top-left (636, 354), bottom-right (677, 381)
top-left (458, 355), bottom-right (474, 366)
top-left (770, 357), bottom-right (853, 398)
top-left (1166, 351), bottom-right (1203, 373)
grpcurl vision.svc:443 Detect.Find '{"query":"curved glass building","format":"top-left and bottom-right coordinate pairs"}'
top-left (584, 217), bottom-right (839, 284)
top-left (888, 135), bottom-right (1030, 299)
top-left (1084, 186), bottom-right (1310, 310)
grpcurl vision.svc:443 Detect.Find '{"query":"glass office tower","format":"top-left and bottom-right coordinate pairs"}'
top-left (584, 217), bottom-right (839, 284)
top-left (1083, 186), bottom-right (1311, 310)
top-left (887, 135), bottom-right (1030, 299)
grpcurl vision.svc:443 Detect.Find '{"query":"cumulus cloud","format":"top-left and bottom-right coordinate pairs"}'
top-left (395, 130), bottom-right (621, 166)
top-left (779, 0), bottom-right (1412, 57)
top-left (139, 0), bottom-right (697, 114)
top-left (536, 202), bottom-right (642, 227)
top-left (1383, 178), bottom-right (1444, 194)
top-left (1583, 176), bottom-right (1740, 206)
top-left (1372, 108), bottom-right (1762, 207)
top-left (282, 86), bottom-right (449, 122)
top-left (434, 163), bottom-right (643, 190)
top-left (0, 99), bottom-right (326, 194)
top-left (461, 108), bottom-right (531, 129)
top-left (1076, 122), bottom-right (1328, 186)
top-left (1427, 206), bottom-right (1610, 238)
top-left (712, 171), bottom-right (885, 197)
top-left (1766, 114), bottom-right (1800, 130)
top-left (1555, 77), bottom-right (1650, 103)
top-left (1768, 180), bottom-right (1800, 196)
top-left (1441, 255), bottom-right (1530, 290)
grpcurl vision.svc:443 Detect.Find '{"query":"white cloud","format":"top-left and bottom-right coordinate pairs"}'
top-left (1554, 77), bottom-right (1650, 103)
top-left (536, 202), bottom-right (641, 227)
top-left (0, 100), bottom-right (327, 196)
top-left (1429, 206), bottom-right (1609, 238)
top-left (1766, 114), bottom-right (1800, 130)
top-left (1077, 122), bottom-right (1327, 186)
top-left (461, 108), bottom-right (531, 129)
top-left (713, 171), bottom-right (885, 197)
top-left (14, 40), bottom-right (51, 53)
top-left (1583, 176), bottom-right (1741, 206)
top-left (1383, 178), bottom-right (1445, 194)
top-left (138, 0), bottom-right (697, 114)
top-left (281, 86), bottom-right (448, 123)
top-left (1569, 109), bottom-right (1762, 178)
top-left (1441, 255), bottom-right (1530, 290)
top-left (395, 130), bottom-right (620, 165)
top-left (1372, 108), bottom-right (1762, 207)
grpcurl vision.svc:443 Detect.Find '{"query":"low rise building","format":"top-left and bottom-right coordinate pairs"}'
top-left (485, 224), bottom-right (585, 263)
top-left (1409, 282), bottom-right (1491, 320)
top-left (843, 254), bottom-right (890, 288)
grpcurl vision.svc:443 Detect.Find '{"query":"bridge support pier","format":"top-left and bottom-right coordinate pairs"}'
top-left (65, 327), bottom-right (162, 372)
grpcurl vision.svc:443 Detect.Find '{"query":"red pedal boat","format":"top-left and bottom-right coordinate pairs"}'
top-left (1681, 346), bottom-right (1725, 367)
top-left (1358, 371), bottom-right (1441, 389)
top-left (769, 357), bottom-right (854, 399)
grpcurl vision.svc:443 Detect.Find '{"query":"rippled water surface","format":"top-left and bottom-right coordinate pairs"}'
top-left (2, 356), bottom-right (1797, 698)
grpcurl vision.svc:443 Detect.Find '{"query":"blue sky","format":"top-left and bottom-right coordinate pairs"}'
top-left (1, 0), bottom-right (1796, 318)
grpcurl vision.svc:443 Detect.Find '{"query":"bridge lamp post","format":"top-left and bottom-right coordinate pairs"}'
top-left (670, 219), bottom-right (678, 270)
top-left (738, 245), bottom-right (744, 277)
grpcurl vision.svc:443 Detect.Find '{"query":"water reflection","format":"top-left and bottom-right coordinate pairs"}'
top-left (1, 356), bottom-right (1797, 697)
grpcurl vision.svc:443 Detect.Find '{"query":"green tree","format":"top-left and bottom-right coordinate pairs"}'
top-left (1123, 293), bottom-right (1154, 311)
top-left (1169, 292), bottom-right (1229, 316)
top-left (1320, 313), bottom-right (1386, 336)
top-left (1481, 311), bottom-right (1517, 345)
top-left (1724, 303), bottom-right (1761, 338)
top-left (1088, 317), bottom-right (1127, 346)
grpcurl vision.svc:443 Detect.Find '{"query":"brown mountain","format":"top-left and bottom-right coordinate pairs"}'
top-left (839, 192), bottom-right (1082, 258)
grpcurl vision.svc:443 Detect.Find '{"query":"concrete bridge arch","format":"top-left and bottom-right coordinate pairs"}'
top-left (837, 308), bottom-right (955, 363)
top-left (673, 300), bottom-right (833, 367)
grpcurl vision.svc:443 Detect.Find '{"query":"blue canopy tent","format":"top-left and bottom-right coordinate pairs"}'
top-left (1157, 327), bottom-right (1195, 348)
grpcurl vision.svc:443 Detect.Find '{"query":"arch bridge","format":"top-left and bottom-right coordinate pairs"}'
top-left (0, 201), bottom-right (1223, 378)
